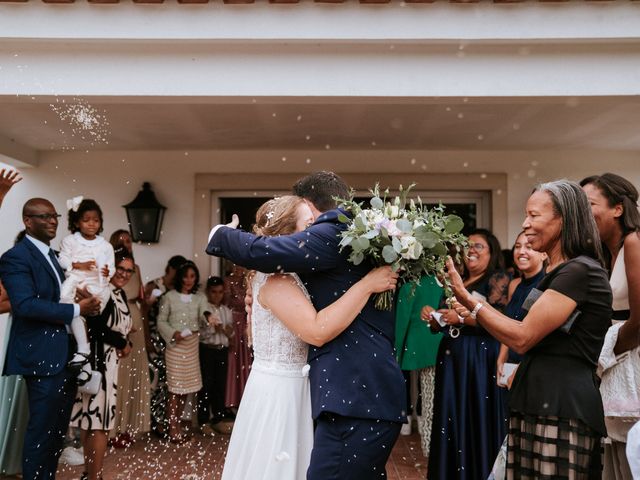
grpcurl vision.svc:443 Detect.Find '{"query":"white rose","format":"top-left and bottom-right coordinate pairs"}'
top-left (400, 236), bottom-right (423, 260)
top-left (385, 220), bottom-right (403, 237)
top-left (386, 205), bottom-right (400, 218)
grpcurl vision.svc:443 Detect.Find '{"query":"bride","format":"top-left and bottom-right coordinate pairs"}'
top-left (221, 195), bottom-right (398, 480)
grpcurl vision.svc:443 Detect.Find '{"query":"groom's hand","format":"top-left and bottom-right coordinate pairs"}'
top-left (208, 214), bottom-right (240, 243)
top-left (227, 214), bottom-right (239, 229)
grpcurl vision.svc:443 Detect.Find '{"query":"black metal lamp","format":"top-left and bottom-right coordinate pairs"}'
top-left (123, 182), bottom-right (167, 243)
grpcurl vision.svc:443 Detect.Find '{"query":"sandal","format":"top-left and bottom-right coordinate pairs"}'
top-left (67, 352), bottom-right (91, 372)
top-left (76, 368), bottom-right (92, 386)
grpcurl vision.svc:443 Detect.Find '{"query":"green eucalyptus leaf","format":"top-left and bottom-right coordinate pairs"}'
top-left (382, 245), bottom-right (398, 263)
top-left (337, 213), bottom-right (350, 224)
top-left (353, 237), bottom-right (370, 250)
top-left (392, 236), bottom-right (403, 253)
top-left (370, 197), bottom-right (384, 209)
top-left (415, 228), bottom-right (438, 248)
top-left (445, 215), bottom-right (464, 234)
top-left (432, 242), bottom-right (448, 256)
top-left (351, 251), bottom-right (365, 265)
top-left (354, 215), bottom-right (366, 231)
top-left (396, 219), bottom-right (412, 233)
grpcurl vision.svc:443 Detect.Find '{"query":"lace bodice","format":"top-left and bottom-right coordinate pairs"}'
top-left (251, 272), bottom-right (309, 375)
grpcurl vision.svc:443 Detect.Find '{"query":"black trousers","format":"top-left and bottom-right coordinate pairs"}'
top-left (197, 343), bottom-right (229, 425)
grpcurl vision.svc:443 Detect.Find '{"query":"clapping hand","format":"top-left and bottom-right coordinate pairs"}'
top-left (445, 256), bottom-right (469, 302)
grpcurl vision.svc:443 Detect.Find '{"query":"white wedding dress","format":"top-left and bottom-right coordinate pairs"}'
top-left (221, 272), bottom-right (313, 480)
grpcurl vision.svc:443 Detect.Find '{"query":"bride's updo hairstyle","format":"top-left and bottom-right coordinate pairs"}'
top-left (253, 195), bottom-right (304, 237)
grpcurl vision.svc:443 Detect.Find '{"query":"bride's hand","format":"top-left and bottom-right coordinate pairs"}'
top-left (364, 266), bottom-right (399, 294)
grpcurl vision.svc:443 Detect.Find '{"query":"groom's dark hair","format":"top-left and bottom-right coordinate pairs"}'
top-left (292, 171), bottom-right (349, 213)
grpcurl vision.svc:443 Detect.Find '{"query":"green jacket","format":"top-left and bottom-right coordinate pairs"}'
top-left (395, 276), bottom-right (443, 370)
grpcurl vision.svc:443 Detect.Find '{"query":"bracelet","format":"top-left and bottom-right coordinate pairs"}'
top-left (470, 302), bottom-right (484, 320)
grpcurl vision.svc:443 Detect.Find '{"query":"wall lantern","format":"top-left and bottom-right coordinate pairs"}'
top-left (123, 182), bottom-right (167, 243)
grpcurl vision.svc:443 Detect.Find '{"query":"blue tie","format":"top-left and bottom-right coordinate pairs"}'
top-left (47, 249), bottom-right (65, 284)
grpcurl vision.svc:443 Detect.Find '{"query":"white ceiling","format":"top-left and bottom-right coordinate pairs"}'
top-left (1, 96), bottom-right (639, 152)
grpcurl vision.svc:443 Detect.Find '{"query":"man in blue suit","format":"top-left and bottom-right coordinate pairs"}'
top-left (206, 172), bottom-right (406, 479)
top-left (0, 198), bottom-right (100, 479)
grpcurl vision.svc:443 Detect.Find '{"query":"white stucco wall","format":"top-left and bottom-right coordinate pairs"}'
top-left (1, 151), bottom-right (638, 282)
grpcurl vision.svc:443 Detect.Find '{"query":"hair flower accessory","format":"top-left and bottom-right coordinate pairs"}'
top-left (265, 211), bottom-right (275, 224)
top-left (66, 195), bottom-right (84, 212)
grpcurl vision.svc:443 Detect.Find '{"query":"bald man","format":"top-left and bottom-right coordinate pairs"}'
top-left (0, 198), bottom-right (100, 480)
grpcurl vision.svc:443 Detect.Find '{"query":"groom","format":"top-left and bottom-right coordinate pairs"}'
top-left (206, 171), bottom-right (406, 479)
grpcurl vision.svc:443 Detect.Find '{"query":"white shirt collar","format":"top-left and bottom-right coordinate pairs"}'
top-left (26, 234), bottom-right (52, 255)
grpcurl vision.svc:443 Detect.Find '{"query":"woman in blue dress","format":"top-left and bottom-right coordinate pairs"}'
top-left (424, 228), bottom-right (510, 480)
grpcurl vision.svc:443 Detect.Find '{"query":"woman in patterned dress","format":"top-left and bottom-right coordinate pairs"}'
top-left (70, 248), bottom-right (134, 480)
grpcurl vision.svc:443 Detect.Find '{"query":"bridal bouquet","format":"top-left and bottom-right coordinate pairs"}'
top-left (337, 184), bottom-right (468, 310)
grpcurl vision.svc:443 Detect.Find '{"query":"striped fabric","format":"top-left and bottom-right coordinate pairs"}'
top-left (165, 334), bottom-right (202, 395)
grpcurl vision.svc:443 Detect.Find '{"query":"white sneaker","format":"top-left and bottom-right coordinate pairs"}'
top-left (58, 446), bottom-right (84, 466)
top-left (400, 416), bottom-right (412, 436)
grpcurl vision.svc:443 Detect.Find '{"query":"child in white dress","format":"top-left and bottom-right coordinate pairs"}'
top-left (59, 197), bottom-right (115, 383)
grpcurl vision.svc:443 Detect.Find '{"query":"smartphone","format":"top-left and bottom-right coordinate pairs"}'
top-left (498, 362), bottom-right (518, 387)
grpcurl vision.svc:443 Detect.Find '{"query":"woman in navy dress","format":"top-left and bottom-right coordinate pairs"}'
top-left (497, 231), bottom-right (547, 379)
top-left (424, 228), bottom-right (510, 480)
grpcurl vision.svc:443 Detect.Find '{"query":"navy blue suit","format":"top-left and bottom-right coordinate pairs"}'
top-left (207, 209), bottom-right (405, 479)
top-left (0, 237), bottom-right (77, 480)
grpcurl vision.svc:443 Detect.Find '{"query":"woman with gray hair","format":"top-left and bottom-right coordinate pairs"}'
top-left (445, 180), bottom-right (612, 479)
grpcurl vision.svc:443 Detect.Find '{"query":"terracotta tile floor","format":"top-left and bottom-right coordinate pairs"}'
top-left (48, 427), bottom-right (427, 480)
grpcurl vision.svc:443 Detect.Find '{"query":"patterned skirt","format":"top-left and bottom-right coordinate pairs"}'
top-left (70, 344), bottom-right (120, 431)
top-left (165, 334), bottom-right (202, 395)
top-left (507, 412), bottom-right (603, 479)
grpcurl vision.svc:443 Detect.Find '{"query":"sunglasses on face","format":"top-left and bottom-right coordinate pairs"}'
top-left (25, 213), bottom-right (61, 222)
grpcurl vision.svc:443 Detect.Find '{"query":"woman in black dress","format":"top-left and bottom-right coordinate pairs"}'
top-left (446, 180), bottom-right (611, 479)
